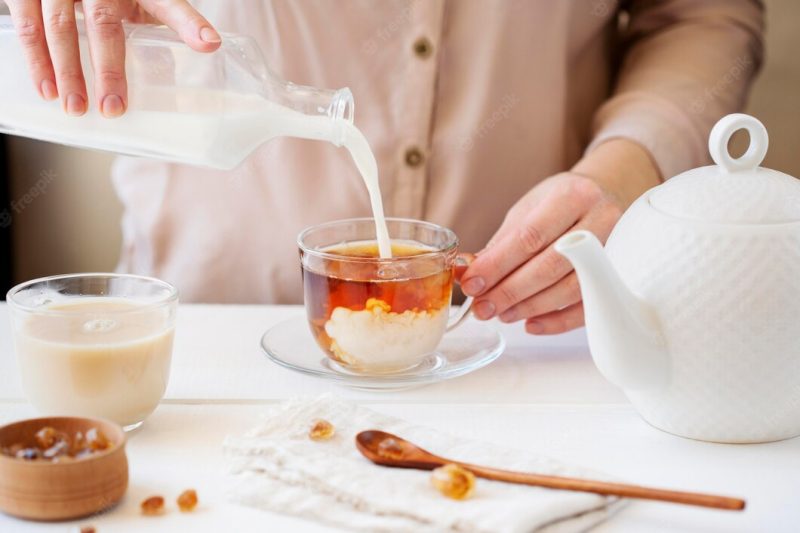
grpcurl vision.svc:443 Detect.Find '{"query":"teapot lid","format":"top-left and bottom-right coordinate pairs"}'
top-left (649, 114), bottom-right (800, 224)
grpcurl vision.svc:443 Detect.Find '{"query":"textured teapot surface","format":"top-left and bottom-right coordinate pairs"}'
top-left (559, 114), bottom-right (800, 443)
top-left (647, 115), bottom-right (800, 224)
top-left (606, 202), bottom-right (800, 443)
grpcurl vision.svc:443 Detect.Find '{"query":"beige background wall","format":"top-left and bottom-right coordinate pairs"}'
top-left (7, 141), bottom-right (119, 280)
top-left (6, 0), bottom-right (800, 282)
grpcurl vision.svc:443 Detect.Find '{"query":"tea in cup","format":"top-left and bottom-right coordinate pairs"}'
top-left (299, 218), bottom-right (471, 373)
top-left (7, 274), bottom-right (178, 430)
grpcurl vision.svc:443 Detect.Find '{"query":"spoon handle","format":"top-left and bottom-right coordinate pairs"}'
top-left (456, 463), bottom-right (745, 511)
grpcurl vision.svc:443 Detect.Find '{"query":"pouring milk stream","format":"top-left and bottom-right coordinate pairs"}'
top-left (0, 17), bottom-right (393, 258)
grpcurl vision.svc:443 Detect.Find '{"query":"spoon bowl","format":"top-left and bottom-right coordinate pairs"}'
top-left (356, 429), bottom-right (444, 469)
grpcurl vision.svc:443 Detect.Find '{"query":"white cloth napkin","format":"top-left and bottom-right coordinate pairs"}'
top-left (224, 396), bottom-right (623, 533)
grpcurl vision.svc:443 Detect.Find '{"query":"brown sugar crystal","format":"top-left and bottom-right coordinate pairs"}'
top-left (177, 489), bottom-right (198, 512)
top-left (34, 426), bottom-right (66, 449)
top-left (431, 463), bottom-right (476, 500)
top-left (376, 438), bottom-right (405, 460)
top-left (85, 428), bottom-right (110, 451)
top-left (308, 419), bottom-right (335, 441)
top-left (140, 495), bottom-right (165, 516)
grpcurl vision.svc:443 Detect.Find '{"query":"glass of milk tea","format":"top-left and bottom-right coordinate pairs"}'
top-left (299, 218), bottom-right (472, 374)
top-left (7, 274), bottom-right (178, 430)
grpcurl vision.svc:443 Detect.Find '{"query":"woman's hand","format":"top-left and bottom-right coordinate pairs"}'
top-left (461, 138), bottom-right (662, 335)
top-left (4, 0), bottom-right (221, 117)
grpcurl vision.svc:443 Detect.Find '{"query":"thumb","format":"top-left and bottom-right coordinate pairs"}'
top-left (138, 0), bottom-right (222, 52)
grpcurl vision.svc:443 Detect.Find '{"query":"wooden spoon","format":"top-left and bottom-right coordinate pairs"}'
top-left (355, 430), bottom-right (745, 511)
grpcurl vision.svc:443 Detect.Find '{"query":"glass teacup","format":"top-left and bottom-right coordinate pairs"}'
top-left (7, 274), bottom-right (178, 430)
top-left (299, 218), bottom-right (472, 374)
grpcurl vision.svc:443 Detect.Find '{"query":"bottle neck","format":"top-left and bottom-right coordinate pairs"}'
top-left (225, 34), bottom-right (355, 146)
top-left (268, 81), bottom-right (354, 146)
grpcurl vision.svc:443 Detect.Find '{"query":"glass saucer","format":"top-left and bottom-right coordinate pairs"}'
top-left (260, 316), bottom-right (505, 391)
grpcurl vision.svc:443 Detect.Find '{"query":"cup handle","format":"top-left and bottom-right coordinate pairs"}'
top-left (446, 253), bottom-right (475, 332)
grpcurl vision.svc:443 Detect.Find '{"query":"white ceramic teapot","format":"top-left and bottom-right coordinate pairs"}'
top-left (556, 114), bottom-right (800, 443)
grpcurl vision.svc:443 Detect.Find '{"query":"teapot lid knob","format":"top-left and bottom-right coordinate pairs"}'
top-left (709, 113), bottom-right (769, 173)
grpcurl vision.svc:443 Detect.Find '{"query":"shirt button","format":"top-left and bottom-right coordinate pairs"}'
top-left (404, 147), bottom-right (425, 168)
top-left (412, 37), bottom-right (433, 59)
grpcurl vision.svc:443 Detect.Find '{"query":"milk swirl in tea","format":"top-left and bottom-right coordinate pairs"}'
top-left (303, 241), bottom-right (454, 372)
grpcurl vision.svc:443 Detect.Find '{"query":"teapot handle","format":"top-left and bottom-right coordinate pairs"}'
top-left (709, 113), bottom-right (769, 173)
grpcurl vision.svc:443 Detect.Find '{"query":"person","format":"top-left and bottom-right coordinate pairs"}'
top-left (4, 0), bottom-right (764, 334)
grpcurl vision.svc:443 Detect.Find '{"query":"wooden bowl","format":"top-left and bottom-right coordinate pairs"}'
top-left (0, 417), bottom-right (128, 521)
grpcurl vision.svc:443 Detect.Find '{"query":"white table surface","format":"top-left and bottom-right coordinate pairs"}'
top-left (0, 303), bottom-right (797, 532)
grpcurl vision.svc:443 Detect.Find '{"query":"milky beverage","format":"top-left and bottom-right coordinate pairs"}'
top-left (15, 299), bottom-right (174, 427)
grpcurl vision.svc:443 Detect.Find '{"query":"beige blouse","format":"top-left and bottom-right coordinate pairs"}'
top-left (113, 0), bottom-right (764, 303)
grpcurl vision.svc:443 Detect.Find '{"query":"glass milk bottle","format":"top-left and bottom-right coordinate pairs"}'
top-left (0, 16), bottom-right (354, 169)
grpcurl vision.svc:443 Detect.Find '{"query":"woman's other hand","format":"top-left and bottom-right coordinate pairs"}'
top-left (461, 138), bottom-right (661, 335)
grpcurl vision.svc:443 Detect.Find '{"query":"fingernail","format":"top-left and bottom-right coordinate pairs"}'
top-left (101, 94), bottom-right (125, 118)
top-left (526, 321), bottom-right (545, 334)
top-left (499, 310), bottom-right (516, 323)
top-left (474, 300), bottom-right (496, 320)
top-left (462, 277), bottom-right (485, 296)
top-left (66, 93), bottom-right (86, 116)
top-left (40, 79), bottom-right (58, 100)
top-left (200, 26), bottom-right (221, 43)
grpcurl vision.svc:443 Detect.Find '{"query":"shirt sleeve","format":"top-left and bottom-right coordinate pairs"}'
top-left (587, 0), bottom-right (765, 180)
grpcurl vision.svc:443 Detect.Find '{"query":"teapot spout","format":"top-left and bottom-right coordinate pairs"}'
top-left (556, 231), bottom-right (668, 391)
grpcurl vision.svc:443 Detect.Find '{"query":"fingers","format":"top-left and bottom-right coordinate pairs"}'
top-left (525, 302), bottom-right (585, 335)
top-left (461, 177), bottom-right (600, 298)
top-left (498, 272), bottom-right (581, 323)
top-left (41, 0), bottom-right (89, 115)
top-left (138, 0), bottom-right (221, 51)
top-left (477, 198), bottom-right (620, 319)
top-left (473, 245), bottom-right (573, 319)
top-left (6, 0), bottom-right (218, 116)
top-left (82, 0), bottom-right (127, 117)
top-left (6, 1), bottom-right (58, 101)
